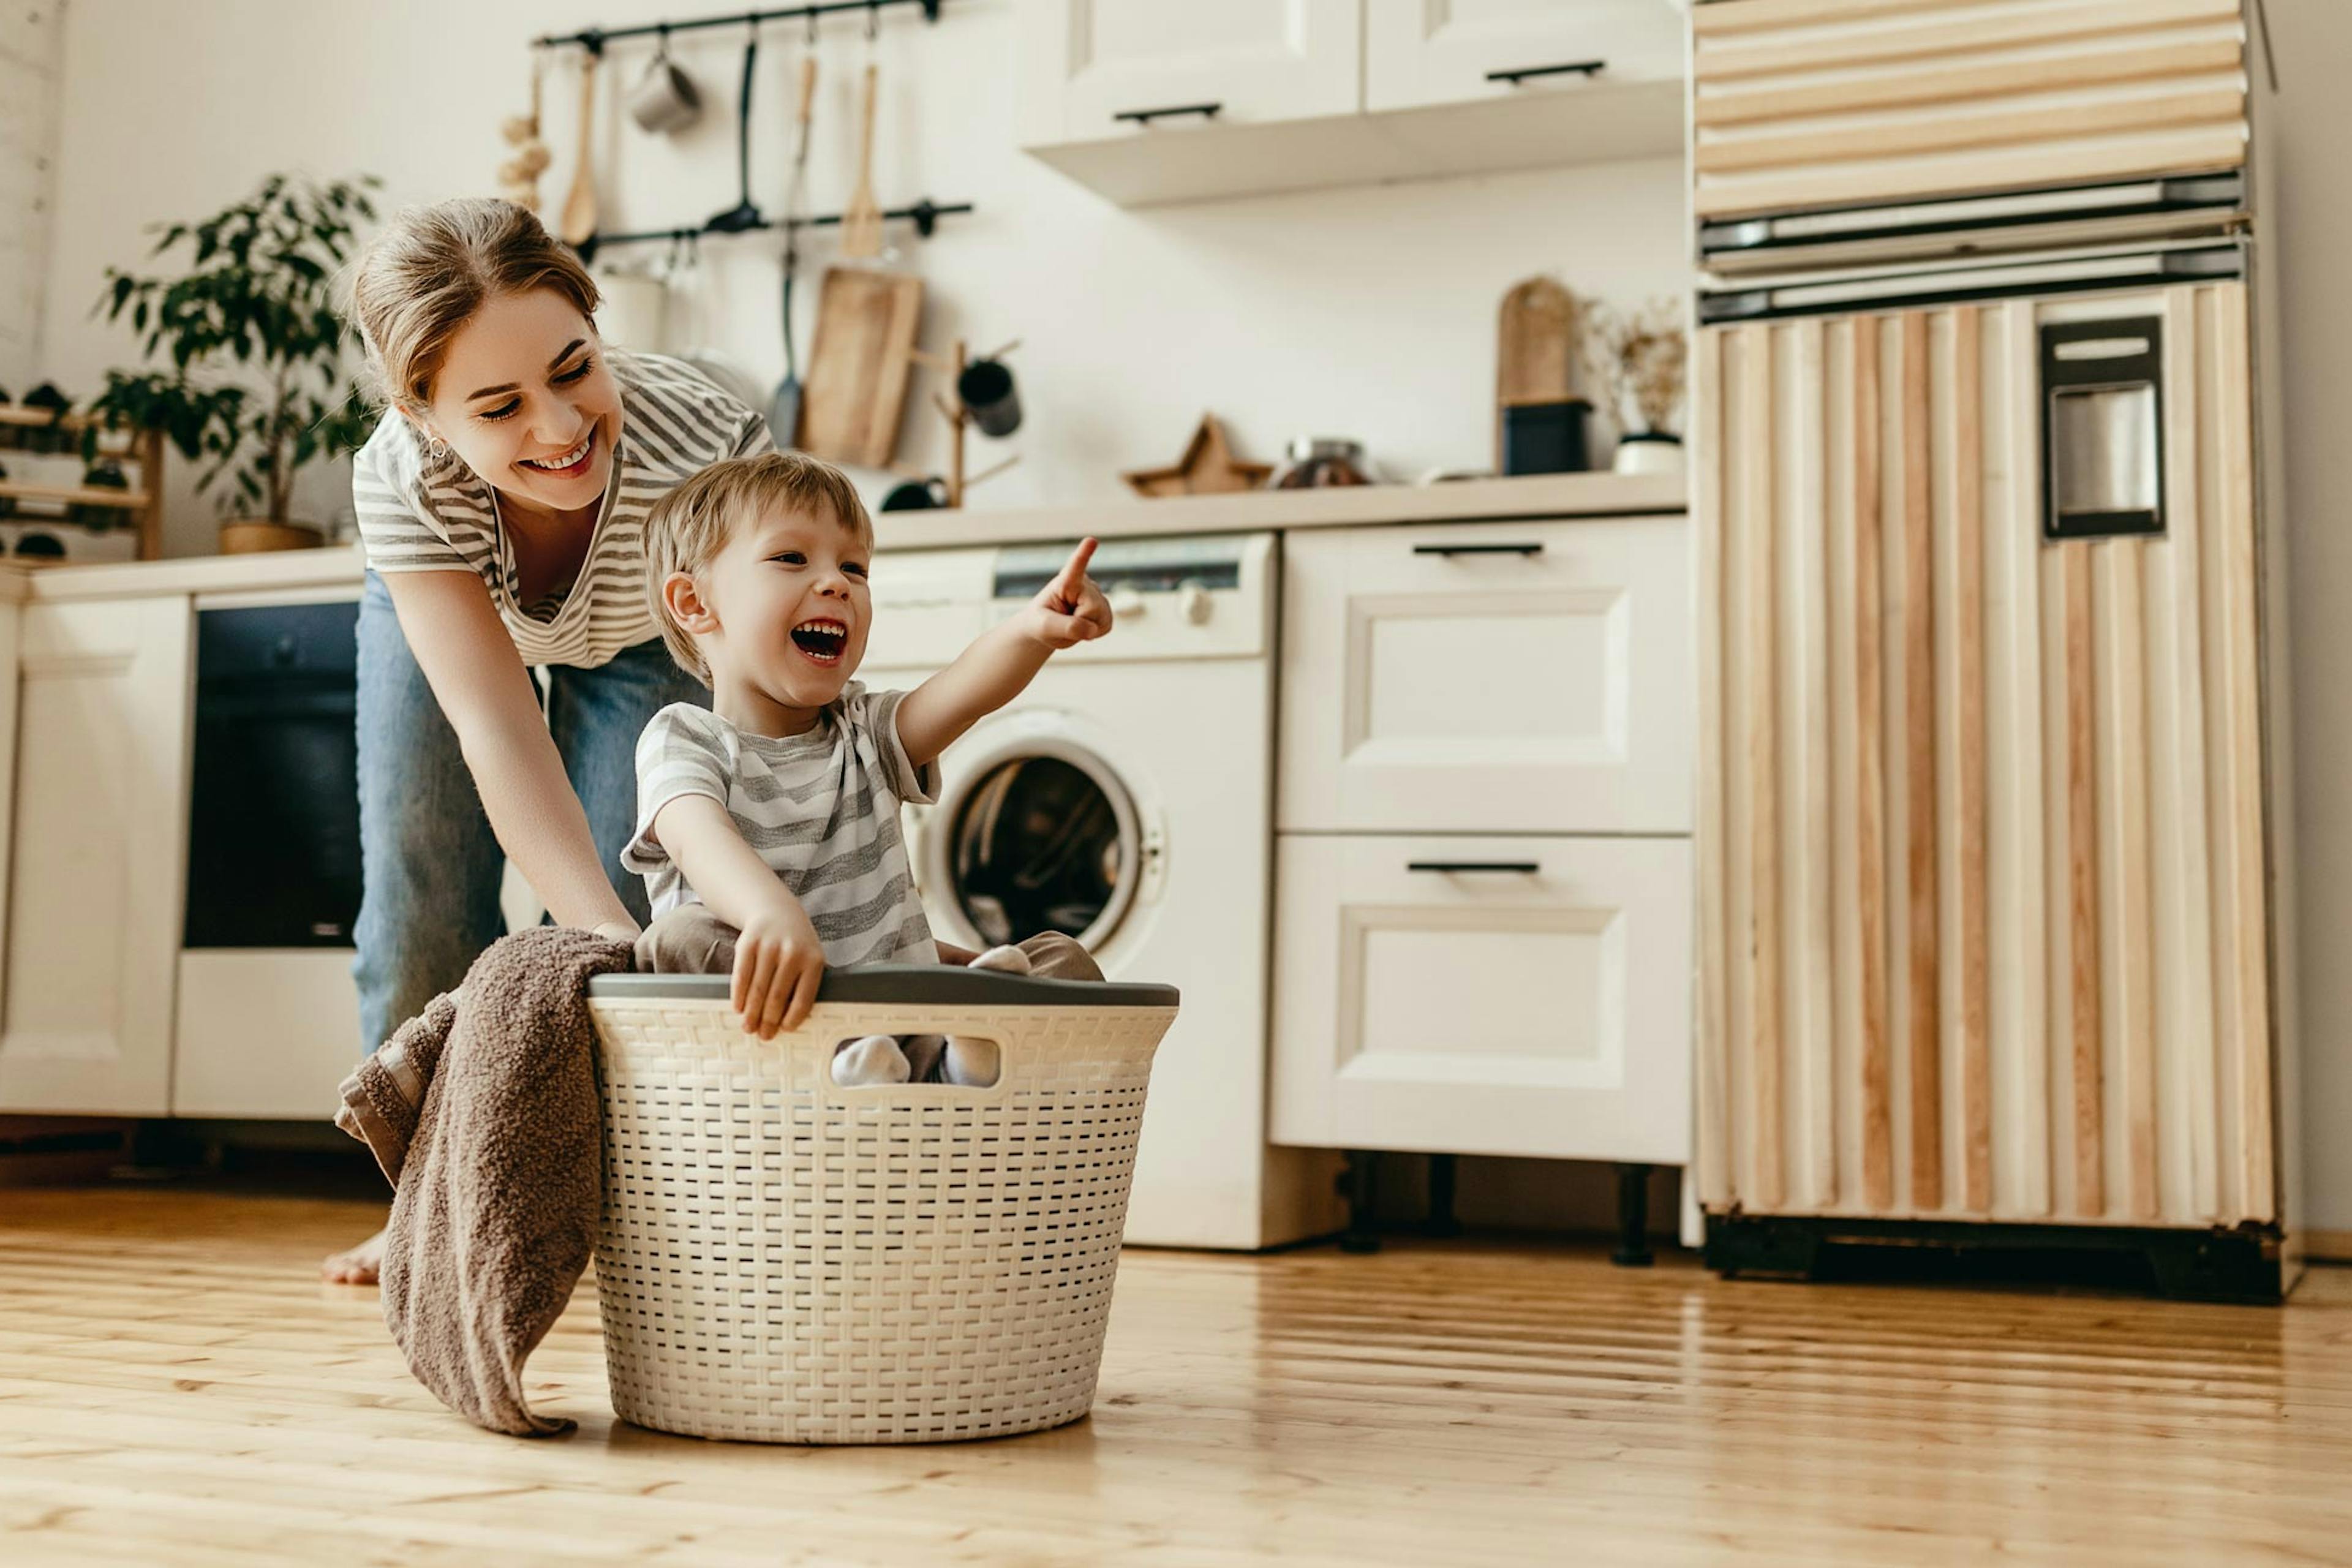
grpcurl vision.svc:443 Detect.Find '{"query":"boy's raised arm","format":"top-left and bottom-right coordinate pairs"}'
top-left (894, 537), bottom-right (1112, 767)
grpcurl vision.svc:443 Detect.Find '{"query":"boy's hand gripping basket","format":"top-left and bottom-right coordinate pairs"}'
top-left (584, 965), bottom-right (1178, 1444)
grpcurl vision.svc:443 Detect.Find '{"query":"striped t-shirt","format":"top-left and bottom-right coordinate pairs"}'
top-left (621, 688), bottom-right (941, 967)
top-left (349, 349), bottom-right (773, 668)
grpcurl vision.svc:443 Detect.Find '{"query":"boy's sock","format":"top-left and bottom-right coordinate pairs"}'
top-left (831, 1034), bottom-right (911, 1086)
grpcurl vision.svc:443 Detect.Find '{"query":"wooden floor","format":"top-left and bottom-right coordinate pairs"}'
top-left (3, 1191), bottom-right (2351, 1567)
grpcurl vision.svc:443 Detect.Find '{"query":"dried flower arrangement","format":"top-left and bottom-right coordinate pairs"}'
top-left (1583, 296), bottom-right (1689, 440)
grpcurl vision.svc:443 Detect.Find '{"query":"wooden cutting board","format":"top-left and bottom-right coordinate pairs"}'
top-left (1496, 276), bottom-right (1577, 408)
top-left (796, 266), bottom-right (924, 467)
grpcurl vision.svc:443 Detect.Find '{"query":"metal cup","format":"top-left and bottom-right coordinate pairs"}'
top-left (627, 47), bottom-right (701, 135)
top-left (956, 358), bottom-right (1022, 439)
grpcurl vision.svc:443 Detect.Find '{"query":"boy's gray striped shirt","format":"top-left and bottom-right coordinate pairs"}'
top-left (350, 349), bottom-right (772, 669)
top-left (622, 690), bottom-right (941, 967)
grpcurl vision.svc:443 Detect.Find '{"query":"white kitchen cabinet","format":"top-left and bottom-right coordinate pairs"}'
top-left (0, 594), bottom-right (192, 1114)
top-left (1366, 0), bottom-right (1684, 113)
top-left (1017, 0), bottom-right (1363, 146)
top-left (1016, 0), bottom-right (1684, 206)
top-left (1279, 517), bottom-right (1692, 835)
top-left (1270, 833), bottom-right (1692, 1163)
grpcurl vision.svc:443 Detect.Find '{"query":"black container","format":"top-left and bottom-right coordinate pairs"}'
top-left (956, 358), bottom-right (1022, 439)
top-left (1500, 398), bottom-right (1591, 476)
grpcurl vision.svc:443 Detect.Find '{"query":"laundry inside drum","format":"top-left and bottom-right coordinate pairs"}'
top-left (948, 755), bottom-right (1127, 947)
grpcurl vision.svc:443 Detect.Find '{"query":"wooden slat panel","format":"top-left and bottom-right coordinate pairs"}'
top-left (2064, 541), bottom-right (2104, 1219)
top-left (1853, 315), bottom-right (1894, 1213)
top-left (1991, 301), bottom-right (2051, 1219)
top-left (1694, 0), bottom-right (2241, 83)
top-left (1741, 325), bottom-right (1786, 1213)
top-left (1952, 307), bottom-right (1991, 1215)
top-left (1691, 0), bottom-right (1970, 38)
top-left (1792, 318), bottom-right (1839, 1209)
top-left (1695, 328), bottom-right (1732, 1212)
top-left (1901, 311), bottom-right (1941, 1213)
top-left (2157, 286), bottom-right (2220, 1224)
top-left (2212, 285), bottom-right (2273, 1223)
top-left (1694, 90), bottom-right (2247, 177)
top-left (1694, 37), bottom-right (2247, 130)
top-left (2100, 542), bottom-right (2160, 1221)
top-left (1693, 127), bottom-right (2250, 220)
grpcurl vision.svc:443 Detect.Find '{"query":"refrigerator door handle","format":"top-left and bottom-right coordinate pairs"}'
top-left (2040, 315), bottom-right (2166, 542)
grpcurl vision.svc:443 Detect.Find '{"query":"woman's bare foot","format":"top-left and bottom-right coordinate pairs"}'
top-left (322, 1225), bottom-right (386, 1286)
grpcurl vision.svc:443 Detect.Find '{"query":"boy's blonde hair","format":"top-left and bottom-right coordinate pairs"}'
top-left (644, 451), bottom-right (874, 687)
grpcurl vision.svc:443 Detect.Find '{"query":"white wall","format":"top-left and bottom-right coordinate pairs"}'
top-left (0, 0), bottom-right (64, 393)
top-left (35, 0), bottom-right (1687, 554)
top-left (2264, 4), bottom-right (2352, 1237)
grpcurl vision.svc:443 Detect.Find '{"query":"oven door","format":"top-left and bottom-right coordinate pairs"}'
top-left (183, 599), bottom-right (362, 949)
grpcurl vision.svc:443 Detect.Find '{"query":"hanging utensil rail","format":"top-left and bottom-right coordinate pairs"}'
top-left (585, 198), bottom-right (970, 257)
top-left (537, 0), bottom-right (941, 54)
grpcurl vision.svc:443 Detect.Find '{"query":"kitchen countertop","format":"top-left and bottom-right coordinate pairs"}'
top-left (0, 470), bottom-right (1685, 603)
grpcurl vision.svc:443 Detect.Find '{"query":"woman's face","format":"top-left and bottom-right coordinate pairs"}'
top-left (420, 288), bottom-right (623, 516)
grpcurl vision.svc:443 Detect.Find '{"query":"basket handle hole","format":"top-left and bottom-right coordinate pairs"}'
top-left (829, 1033), bottom-right (1003, 1089)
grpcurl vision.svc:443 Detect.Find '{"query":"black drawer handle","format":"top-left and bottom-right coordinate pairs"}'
top-left (1412, 541), bottom-right (1545, 558)
top-left (1487, 60), bottom-right (1606, 86)
top-left (1114, 102), bottom-right (1223, 126)
top-left (1409, 861), bottom-right (1540, 875)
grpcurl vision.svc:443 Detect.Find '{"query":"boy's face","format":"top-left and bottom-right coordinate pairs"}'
top-left (696, 504), bottom-right (872, 712)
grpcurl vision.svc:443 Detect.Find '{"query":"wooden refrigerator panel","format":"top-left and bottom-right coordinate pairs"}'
top-left (1690, 0), bottom-right (2250, 221)
top-left (1694, 282), bottom-right (2277, 1227)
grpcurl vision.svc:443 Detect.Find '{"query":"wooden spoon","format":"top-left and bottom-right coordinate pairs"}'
top-left (559, 51), bottom-right (600, 247)
top-left (839, 62), bottom-right (884, 262)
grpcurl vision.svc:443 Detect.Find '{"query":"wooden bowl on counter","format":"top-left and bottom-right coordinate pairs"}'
top-left (218, 521), bottom-right (323, 554)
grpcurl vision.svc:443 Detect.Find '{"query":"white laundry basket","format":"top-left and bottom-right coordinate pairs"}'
top-left (584, 965), bottom-right (1178, 1444)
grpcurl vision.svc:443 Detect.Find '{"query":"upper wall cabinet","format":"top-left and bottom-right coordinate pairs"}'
top-left (1366, 0), bottom-right (1684, 113)
top-left (1017, 0), bottom-right (1689, 208)
top-left (1036, 0), bottom-right (1363, 141)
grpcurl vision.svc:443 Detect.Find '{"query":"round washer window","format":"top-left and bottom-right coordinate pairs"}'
top-left (946, 752), bottom-right (1137, 950)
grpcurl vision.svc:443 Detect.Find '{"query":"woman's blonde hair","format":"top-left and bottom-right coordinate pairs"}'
top-left (644, 451), bottom-right (875, 688)
top-left (344, 198), bottom-right (600, 416)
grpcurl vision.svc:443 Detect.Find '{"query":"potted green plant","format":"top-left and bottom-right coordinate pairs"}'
top-left (86, 173), bottom-right (380, 552)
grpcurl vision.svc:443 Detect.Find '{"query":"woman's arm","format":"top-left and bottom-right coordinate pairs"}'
top-left (379, 570), bottom-right (640, 940)
top-left (894, 538), bottom-right (1111, 767)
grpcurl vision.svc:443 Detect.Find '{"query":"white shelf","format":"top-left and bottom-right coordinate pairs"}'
top-left (1023, 76), bottom-right (1684, 209)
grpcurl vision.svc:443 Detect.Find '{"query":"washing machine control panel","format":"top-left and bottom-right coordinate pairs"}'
top-left (989, 533), bottom-right (1273, 661)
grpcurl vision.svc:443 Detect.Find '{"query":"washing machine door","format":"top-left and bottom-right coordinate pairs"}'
top-left (911, 714), bottom-right (1151, 954)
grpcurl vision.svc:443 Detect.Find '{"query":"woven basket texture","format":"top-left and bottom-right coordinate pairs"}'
top-left (588, 996), bottom-right (1170, 1444)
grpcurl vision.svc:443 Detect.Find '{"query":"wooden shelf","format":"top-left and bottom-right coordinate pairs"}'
top-left (0, 417), bottom-right (166, 559)
top-left (0, 481), bottom-right (153, 511)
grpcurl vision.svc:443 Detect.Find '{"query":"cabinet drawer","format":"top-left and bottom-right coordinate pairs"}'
top-left (1366, 0), bottom-right (1683, 114)
top-left (1270, 834), bottom-right (1692, 1163)
top-left (1691, 0), bottom-right (2249, 221)
top-left (1022, 0), bottom-right (1362, 146)
top-left (1278, 518), bottom-right (1692, 834)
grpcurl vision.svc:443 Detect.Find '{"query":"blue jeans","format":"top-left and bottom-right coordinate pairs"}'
top-left (350, 571), bottom-right (706, 1055)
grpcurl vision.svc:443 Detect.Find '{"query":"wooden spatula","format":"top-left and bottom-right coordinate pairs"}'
top-left (559, 51), bottom-right (600, 247)
top-left (839, 62), bottom-right (884, 261)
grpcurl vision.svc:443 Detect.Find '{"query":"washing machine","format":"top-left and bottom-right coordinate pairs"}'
top-left (862, 530), bottom-right (1338, 1250)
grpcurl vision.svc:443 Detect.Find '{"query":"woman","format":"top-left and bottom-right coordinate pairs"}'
top-left (323, 199), bottom-right (770, 1283)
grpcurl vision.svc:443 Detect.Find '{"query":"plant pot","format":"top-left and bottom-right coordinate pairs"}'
top-left (219, 519), bottom-right (324, 554)
top-left (1611, 431), bottom-right (1683, 477)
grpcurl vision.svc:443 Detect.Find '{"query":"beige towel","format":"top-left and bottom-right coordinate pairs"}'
top-left (335, 925), bottom-right (630, 1437)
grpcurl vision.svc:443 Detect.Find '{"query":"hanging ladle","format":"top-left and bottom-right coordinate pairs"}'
top-left (706, 21), bottom-right (764, 233)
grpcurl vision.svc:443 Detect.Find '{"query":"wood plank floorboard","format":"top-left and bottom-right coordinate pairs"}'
top-left (1, 1189), bottom-right (2347, 1567)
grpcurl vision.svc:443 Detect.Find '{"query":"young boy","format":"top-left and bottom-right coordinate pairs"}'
top-left (620, 451), bottom-right (1113, 1082)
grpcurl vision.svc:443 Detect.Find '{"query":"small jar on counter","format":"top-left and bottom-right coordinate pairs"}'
top-left (1270, 437), bottom-right (1374, 489)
